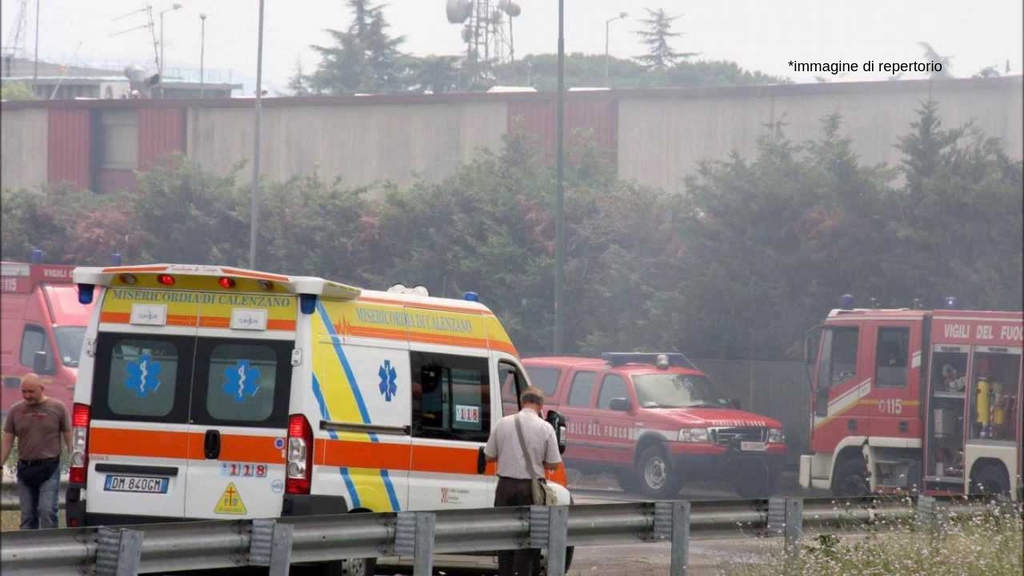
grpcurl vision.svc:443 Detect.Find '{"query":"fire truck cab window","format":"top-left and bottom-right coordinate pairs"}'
top-left (968, 352), bottom-right (1021, 442)
top-left (875, 327), bottom-right (909, 388)
top-left (816, 327), bottom-right (858, 417)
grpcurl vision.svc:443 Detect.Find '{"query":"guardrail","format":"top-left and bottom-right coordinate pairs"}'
top-left (0, 494), bottom-right (998, 576)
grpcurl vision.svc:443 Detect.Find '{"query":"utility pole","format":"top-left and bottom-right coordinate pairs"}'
top-left (249, 0), bottom-right (265, 269)
top-left (554, 0), bottom-right (565, 354)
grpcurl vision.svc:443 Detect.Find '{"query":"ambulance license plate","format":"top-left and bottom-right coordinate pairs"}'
top-left (104, 475), bottom-right (169, 494)
top-left (740, 441), bottom-right (766, 452)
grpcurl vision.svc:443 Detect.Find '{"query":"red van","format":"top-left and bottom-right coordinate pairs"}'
top-left (1, 261), bottom-right (95, 413)
top-left (523, 353), bottom-right (787, 498)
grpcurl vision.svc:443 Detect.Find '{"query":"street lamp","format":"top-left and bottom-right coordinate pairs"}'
top-left (199, 13), bottom-right (206, 99)
top-left (604, 11), bottom-right (627, 87)
top-left (158, 2), bottom-right (183, 97)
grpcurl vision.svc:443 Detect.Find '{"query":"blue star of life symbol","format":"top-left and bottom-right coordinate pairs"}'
top-left (223, 360), bottom-right (261, 403)
top-left (378, 360), bottom-right (398, 402)
top-left (125, 353), bottom-right (161, 398)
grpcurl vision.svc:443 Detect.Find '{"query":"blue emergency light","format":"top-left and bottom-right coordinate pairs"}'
top-left (839, 294), bottom-right (854, 309)
top-left (945, 296), bottom-right (958, 309)
top-left (463, 291), bottom-right (479, 302)
top-left (299, 294), bottom-right (318, 315)
top-left (78, 284), bottom-right (95, 305)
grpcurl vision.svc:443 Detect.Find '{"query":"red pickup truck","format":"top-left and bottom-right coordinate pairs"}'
top-left (523, 353), bottom-right (786, 498)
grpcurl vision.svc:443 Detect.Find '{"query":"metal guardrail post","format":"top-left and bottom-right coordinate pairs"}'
top-left (545, 506), bottom-right (569, 576)
top-left (783, 498), bottom-right (803, 575)
top-left (396, 511), bottom-right (437, 576)
top-left (251, 518), bottom-right (294, 575)
top-left (654, 501), bottom-right (691, 575)
top-left (916, 494), bottom-right (937, 531)
top-left (95, 527), bottom-right (143, 576)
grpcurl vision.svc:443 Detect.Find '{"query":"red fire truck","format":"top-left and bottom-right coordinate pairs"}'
top-left (799, 304), bottom-right (1022, 500)
top-left (1, 261), bottom-right (96, 413)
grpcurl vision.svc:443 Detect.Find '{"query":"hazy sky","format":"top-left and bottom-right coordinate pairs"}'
top-left (2, 0), bottom-right (1021, 94)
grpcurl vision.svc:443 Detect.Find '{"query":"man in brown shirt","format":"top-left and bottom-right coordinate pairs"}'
top-left (1, 373), bottom-right (72, 529)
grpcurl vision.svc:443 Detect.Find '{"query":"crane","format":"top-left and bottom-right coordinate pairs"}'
top-left (2, 0), bottom-right (30, 69)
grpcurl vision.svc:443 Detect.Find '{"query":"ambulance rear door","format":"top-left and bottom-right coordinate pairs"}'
top-left (86, 292), bottom-right (198, 520)
top-left (183, 297), bottom-right (297, 519)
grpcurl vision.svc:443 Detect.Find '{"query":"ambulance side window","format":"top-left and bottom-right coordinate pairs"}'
top-left (411, 351), bottom-right (490, 442)
top-left (92, 335), bottom-right (190, 422)
top-left (500, 362), bottom-right (526, 417)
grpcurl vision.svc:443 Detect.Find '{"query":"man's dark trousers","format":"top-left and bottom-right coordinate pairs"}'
top-left (494, 476), bottom-right (538, 576)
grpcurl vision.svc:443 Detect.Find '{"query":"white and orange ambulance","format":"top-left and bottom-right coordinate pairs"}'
top-left (66, 264), bottom-right (569, 540)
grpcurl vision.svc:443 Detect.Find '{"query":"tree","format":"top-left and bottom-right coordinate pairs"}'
top-left (0, 82), bottom-right (36, 101)
top-left (307, 0), bottom-right (406, 94)
top-left (635, 9), bottom-right (696, 71)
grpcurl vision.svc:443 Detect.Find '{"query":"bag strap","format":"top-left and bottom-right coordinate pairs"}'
top-left (514, 413), bottom-right (539, 479)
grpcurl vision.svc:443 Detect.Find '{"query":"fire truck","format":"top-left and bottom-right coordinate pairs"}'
top-left (798, 302), bottom-right (1022, 500)
top-left (1, 261), bottom-right (96, 413)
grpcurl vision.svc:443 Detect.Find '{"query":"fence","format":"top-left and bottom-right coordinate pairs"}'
top-left (0, 495), bottom-right (991, 576)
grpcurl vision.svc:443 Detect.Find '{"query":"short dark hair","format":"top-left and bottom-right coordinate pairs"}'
top-left (520, 385), bottom-right (545, 406)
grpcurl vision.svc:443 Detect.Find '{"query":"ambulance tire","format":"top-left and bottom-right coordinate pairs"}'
top-left (316, 557), bottom-right (376, 576)
top-left (637, 445), bottom-right (682, 499)
top-left (539, 545), bottom-right (574, 576)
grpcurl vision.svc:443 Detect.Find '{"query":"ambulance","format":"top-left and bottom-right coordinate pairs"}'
top-left (66, 264), bottom-right (569, 571)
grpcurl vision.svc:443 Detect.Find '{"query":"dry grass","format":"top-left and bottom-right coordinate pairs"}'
top-left (719, 499), bottom-right (1023, 576)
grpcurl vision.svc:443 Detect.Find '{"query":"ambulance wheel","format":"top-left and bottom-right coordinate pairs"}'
top-left (637, 445), bottom-right (682, 499)
top-left (319, 557), bottom-right (375, 576)
top-left (832, 458), bottom-right (869, 498)
top-left (539, 544), bottom-right (574, 576)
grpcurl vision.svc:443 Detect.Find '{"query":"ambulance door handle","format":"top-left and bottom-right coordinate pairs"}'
top-left (204, 430), bottom-right (221, 459)
top-left (477, 446), bottom-right (486, 474)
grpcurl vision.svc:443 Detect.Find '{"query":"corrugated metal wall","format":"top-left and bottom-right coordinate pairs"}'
top-left (46, 108), bottom-right (91, 189)
top-left (138, 107), bottom-right (185, 170)
top-left (507, 96), bottom-right (618, 163)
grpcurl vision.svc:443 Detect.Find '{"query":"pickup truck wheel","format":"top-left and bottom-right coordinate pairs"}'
top-left (637, 445), bottom-right (681, 498)
top-left (615, 469), bottom-right (640, 493)
top-left (832, 457), bottom-right (869, 498)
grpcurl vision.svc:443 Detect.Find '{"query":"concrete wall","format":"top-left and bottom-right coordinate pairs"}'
top-left (618, 78), bottom-right (1024, 193)
top-left (0, 107), bottom-right (48, 190)
top-left (187, 100), bottom-right (509, 188)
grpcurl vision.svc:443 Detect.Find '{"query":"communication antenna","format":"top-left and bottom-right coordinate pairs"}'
top-left (2, 0), bottom-right (29, 61)
top-left (110, 4), bottom-right (159, 73)
top-left (445, 0), bottom-right (521, 85)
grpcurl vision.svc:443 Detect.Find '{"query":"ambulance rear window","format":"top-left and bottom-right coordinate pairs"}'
top-left (203, 343), bottom-right (279, 423)
top-left (102, 338), bottom-right (181, 418)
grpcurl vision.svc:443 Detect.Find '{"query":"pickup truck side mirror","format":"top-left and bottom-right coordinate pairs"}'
top-left (33, 350), bottom-right (54, 375)
top-left (545, 409), bottom-right (568, 454)
top-left (609, 397), bottom-right (631, 412)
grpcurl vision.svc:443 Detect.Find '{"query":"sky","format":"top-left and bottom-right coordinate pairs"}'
top-left (1, 0), bottom-right (1021, 94)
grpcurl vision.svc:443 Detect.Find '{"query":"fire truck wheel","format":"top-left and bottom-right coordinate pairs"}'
top-left (637, 445), bottom-right (682, 498)
top-left (970, 464), bottom-right (1009, 496)
top-left (832, 458), bottom-right (869, 498)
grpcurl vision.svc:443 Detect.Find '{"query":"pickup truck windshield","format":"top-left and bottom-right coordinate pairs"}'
top-left (633, 373), bottom-right (725, 408)
top-left (55, 326), bottom-right (86, 367)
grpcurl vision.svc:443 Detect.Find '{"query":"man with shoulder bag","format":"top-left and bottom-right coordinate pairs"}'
top-left (485, 385), bottom-right (562, 576)
top-left (1, 373), bottom-right (72, 529)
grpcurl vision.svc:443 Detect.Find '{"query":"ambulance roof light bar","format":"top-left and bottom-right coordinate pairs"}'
top-left (72, 264), bottom-right (362, 301)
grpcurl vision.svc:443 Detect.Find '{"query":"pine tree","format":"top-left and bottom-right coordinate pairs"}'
top-left (307, 0), bottom-right (406, 94)
top-left (635, 9), bottom-right (696, 71)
